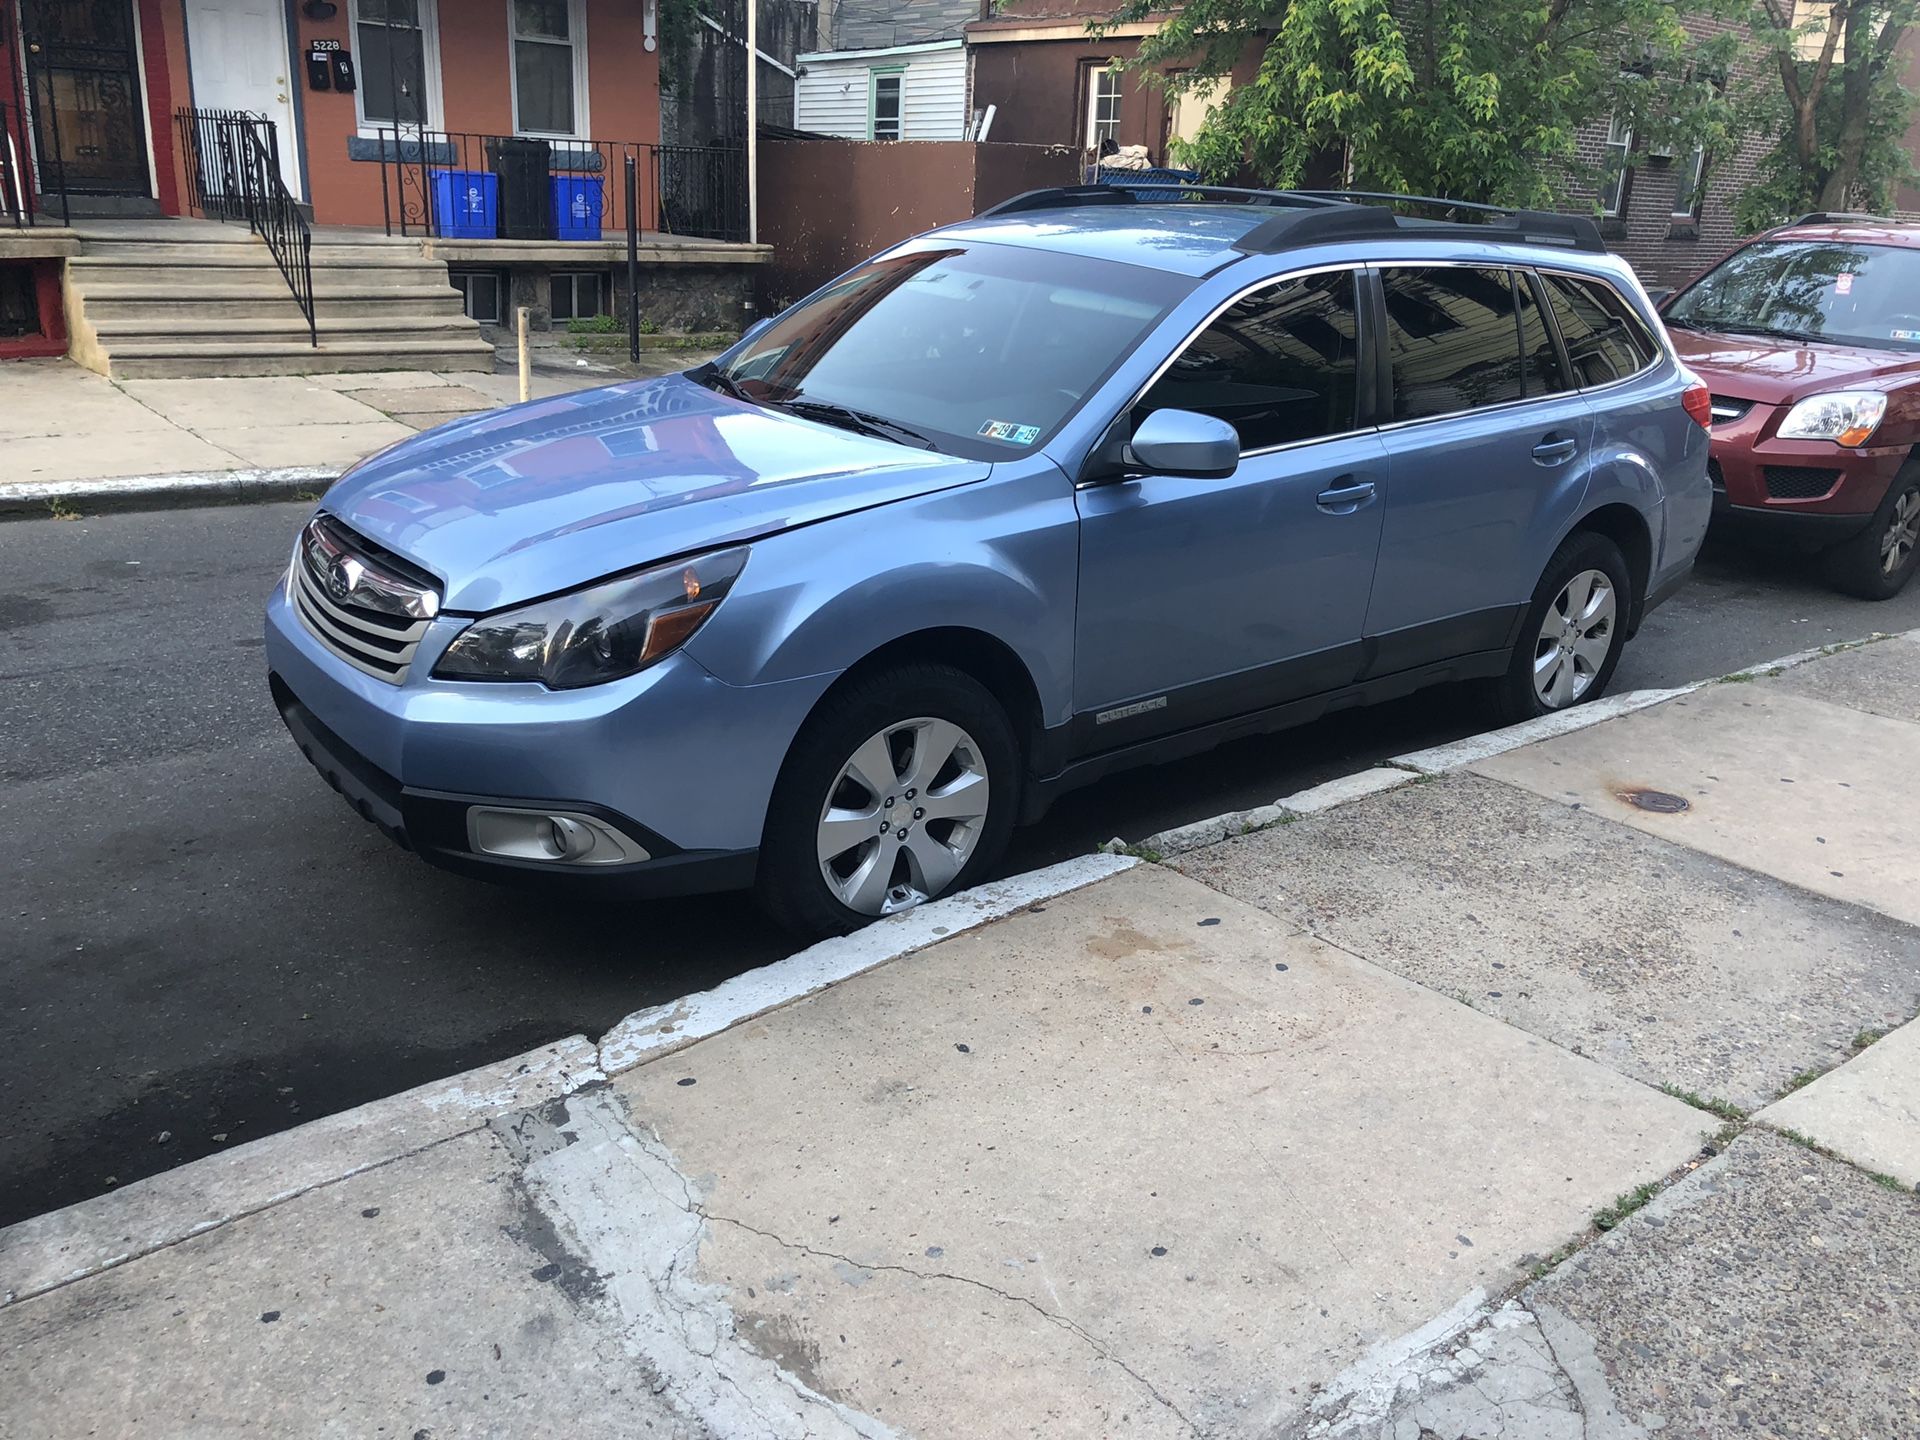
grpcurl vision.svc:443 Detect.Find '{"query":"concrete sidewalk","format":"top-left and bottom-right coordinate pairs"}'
top-left (4, 639), bottom-right (1919, 1437)
top-left (0, 351), bottom-right (710, 509)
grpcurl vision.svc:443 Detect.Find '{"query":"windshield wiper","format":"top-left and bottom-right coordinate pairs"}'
top-left (774, 397), bottom-right (937, 450)
top-left (689, 362), bottom-right (758, 403)
top-left (1693, 321), bottom-right (1823, 344)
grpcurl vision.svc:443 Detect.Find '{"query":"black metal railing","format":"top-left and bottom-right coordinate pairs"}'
top-left (175, 107), bottom-right (316, 346)
top-left (373, 129), bottom-right (747, 244)
top-left (3, 96), bottom-right (64, 226)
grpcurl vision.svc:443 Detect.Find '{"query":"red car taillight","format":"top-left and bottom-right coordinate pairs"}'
top-left (1680, 373), bottom-right (1713, 430)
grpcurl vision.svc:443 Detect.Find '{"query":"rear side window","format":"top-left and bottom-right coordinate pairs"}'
top-left (1540, 274), bottom-right (1660, 385)
top-left (1380, 266), bottom-right (1525, 421)
top-left (1135, 269), bottom-right (1360, 452)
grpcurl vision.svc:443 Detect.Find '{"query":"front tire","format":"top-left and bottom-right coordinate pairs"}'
top-left (756, 663), bottom-right (1020, 940)
top-left (1483, 532), bottom-right (1632, 727)
top-left (1822, 461), bottom-right (1920, 601)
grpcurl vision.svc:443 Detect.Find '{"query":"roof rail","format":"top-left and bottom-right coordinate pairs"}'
top-left (971, 181), bottom-right (1607, 253)
top-left (1784, 210), bottom-right (1902, 227)
top-left (1289, 190), bottom-right (1607, 253)
top-left (974, 183), bottom-right (1343, 219)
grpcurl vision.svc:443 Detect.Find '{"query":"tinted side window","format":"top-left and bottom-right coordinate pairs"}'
top-left (1540, 274), bottom-right (1660, 386)
top-left (1381, 266), bottom-right (1525, 421)
top-left (1518, 272), bottom-right (1572, 397)
top-left (1135, 269), bottom-right (1359, 451)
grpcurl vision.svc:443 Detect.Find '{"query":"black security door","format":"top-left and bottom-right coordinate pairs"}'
top-left (21, 0), bottom-right (151, 195)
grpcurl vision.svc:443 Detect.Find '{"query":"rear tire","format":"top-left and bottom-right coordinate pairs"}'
top-left (1821, 461), bottom-right (1920, 601)
top-left (1482, 532), bottom-right (1632, 727)
top-left (755, 663), bottom-right (1020, 941)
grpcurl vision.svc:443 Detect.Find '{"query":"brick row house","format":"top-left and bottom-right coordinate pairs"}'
top-left (2, 0), bottom-right (762, 371)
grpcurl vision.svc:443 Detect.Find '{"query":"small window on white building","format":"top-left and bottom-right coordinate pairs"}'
top-left (870, 71), bottom-right (904, 141)
top-left (513, 0), bottom-right (585, 137)
top-left (1599, 111), bottom-right (1633, 217)
top-left (1085, 64), bottom-right (1122, 151)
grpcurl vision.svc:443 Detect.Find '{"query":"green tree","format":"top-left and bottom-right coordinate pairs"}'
top-left (1099, 0), bottom-right (1742, 209)
top-left (1734, 0), bottom-right (1919, 227)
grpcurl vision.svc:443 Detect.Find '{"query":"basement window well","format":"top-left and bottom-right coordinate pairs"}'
top-left (550, 270), bottom-right (608, 322)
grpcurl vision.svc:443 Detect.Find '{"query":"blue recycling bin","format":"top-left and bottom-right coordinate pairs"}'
top-left (552, 175), bottom-right (605, 241)
top-left (430, 169), bottom-right (498, 239)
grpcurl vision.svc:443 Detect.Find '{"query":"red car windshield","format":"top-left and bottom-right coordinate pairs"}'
top-left (1666, 239), bottom-right (1920, 351)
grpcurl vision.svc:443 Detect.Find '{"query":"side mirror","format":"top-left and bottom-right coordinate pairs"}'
top-left (1130, 409), bottom-right (1239, 479)
top-left (1647, 287), bottom-right (1674, 310)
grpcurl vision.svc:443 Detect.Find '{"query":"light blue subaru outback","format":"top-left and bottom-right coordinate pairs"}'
top-left (266, 187), bottom-right (1711, 937)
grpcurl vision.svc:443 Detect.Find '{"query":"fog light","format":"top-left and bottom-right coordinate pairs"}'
top-left (466, 806), bottom-right (650, 866)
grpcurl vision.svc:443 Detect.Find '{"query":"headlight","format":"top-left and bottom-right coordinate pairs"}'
top-left (1778, 391), bottom-right (1888, 446)
top-left (433, 547), bottom-right (749, 688)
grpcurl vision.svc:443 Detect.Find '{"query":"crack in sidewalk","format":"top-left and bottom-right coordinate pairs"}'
top-left (698, 1208), bottom-right (1203, 1437)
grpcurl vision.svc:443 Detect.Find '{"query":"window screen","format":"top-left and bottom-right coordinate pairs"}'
top-left (1381, 266), bottom-right (1525, 421)
top-left (357, 0), bottom-right (427, 127)
top-left (1518, 272), bottom-right (1571, 398)
top-left (1540, 273), bottom-right (1659, 386)
top-left (550, 271), bottom-right (605, 321)
top-left (1134, 269), bottom-right (1360, 452)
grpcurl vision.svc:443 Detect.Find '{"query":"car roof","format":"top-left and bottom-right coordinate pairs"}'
top-left (935, 203), bottom-right (1285, 278)
top-left (929, 187), bottom-right (1615, 280)
top-left (1765, 221), bottom-right (1920, 249)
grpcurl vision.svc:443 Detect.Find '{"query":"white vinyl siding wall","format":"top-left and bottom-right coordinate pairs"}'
top-left (795, 41), bottom-right (968, 141)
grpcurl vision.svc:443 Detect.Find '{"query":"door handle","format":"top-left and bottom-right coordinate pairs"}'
top-left (1532, 435), bottom-right (1579, 465)
top-left (1315, 478), bottom-right (1376, 514)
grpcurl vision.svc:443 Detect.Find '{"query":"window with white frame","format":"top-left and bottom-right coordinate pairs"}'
top-left (513, 0), bottom-right (586, 137)
top-left (550, 271), bottom-right (607, 321)
top-left (1673, 144), bottom-right (1707, 218)
top-left (1085, 65), bottom-right (1122, 150)
top-left (451, 270), bottom-right (505, 324)
top-left (354, 0), bottom-right (436, 129)
top-left (870, 70), bottom-right (903, 141)
top-left (1599, 111), bottom-right (1633, 217)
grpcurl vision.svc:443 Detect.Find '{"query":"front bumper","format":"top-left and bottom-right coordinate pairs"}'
top-left (265, 577), bottom-right (836, 896)
top-left (1707, 400), bottom-right (1907, 546)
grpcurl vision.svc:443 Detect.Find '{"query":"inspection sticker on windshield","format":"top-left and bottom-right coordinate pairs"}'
top-left (1893, 329), bottom-right (1920, 341)
top-left (978, 419), bottom-right (1042, 445)
top-left (1836, 272), bottom-right (1855, 295)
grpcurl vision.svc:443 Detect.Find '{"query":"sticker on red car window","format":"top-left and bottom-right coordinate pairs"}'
top-left (1893, 329), bottom-right (1920, 341)
top-left (978, 420), bottom-right (1042, 445)
top-left (1835, 273), bottom-right (1855, 295)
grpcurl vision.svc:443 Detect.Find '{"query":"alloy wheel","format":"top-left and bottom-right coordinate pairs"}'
top-left (1532, 568), bottom-right (1616, 709)
top-left (816, 716), bottom-right (991, 916)
top-left (1880, 488), bottom-right (1920, 577)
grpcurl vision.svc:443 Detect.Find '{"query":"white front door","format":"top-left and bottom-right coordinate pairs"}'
top-left (185, 0), bottom-right (302, 199)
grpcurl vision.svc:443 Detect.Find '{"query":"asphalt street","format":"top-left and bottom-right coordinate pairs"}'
top-left (4, 499), bottom-right (1916, 1227)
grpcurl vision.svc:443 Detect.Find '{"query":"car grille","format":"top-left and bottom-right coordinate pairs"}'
top-left (1709, 395), bottom-right (1753, 426)
top-left (1763, 466), bottom-right (1842, 501)
top-left (292, 515), bottom-right (441, 684)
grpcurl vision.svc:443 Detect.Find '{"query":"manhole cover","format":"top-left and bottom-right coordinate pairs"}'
top-left (1620, 788), bottom-right (1690, 814)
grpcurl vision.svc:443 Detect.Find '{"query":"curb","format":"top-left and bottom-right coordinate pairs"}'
top-left (0, 467), bottom-right (339, 522)
top-left (0, 853), bottom-right (1134, 1309)
top-left (1124, 631), bottom-right (1898, 861)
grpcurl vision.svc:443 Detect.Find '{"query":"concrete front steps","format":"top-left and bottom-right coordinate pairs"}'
top-left (65, 226), bottom-right (495, 379)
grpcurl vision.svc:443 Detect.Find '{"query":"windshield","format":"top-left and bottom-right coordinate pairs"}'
top-left (1665, 239), bottom-right (1920, 350)
top-left (703, 242), bottom-right (1190, 459)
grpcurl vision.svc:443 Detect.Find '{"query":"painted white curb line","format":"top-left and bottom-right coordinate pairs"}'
top-left (0, 1035), bottom-right (602, 1308)
top-left (0, 466), bottom-right (338, 518)
top-left (0, 854), bottom-right (1135, 1309)
top-left (598, 852), bottom-right (1137, 1073)
top-left (1390, 685), bottom-right (1695, 774)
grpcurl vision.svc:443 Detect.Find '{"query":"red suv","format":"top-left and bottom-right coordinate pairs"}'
top-left (1660, 215), bottom-right (1920, 598)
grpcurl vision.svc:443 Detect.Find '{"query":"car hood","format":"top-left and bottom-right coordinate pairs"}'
top-left (321, 374), bottom-right (991, 612)
top-left (1667, 326), bottom-right (1920, 404)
